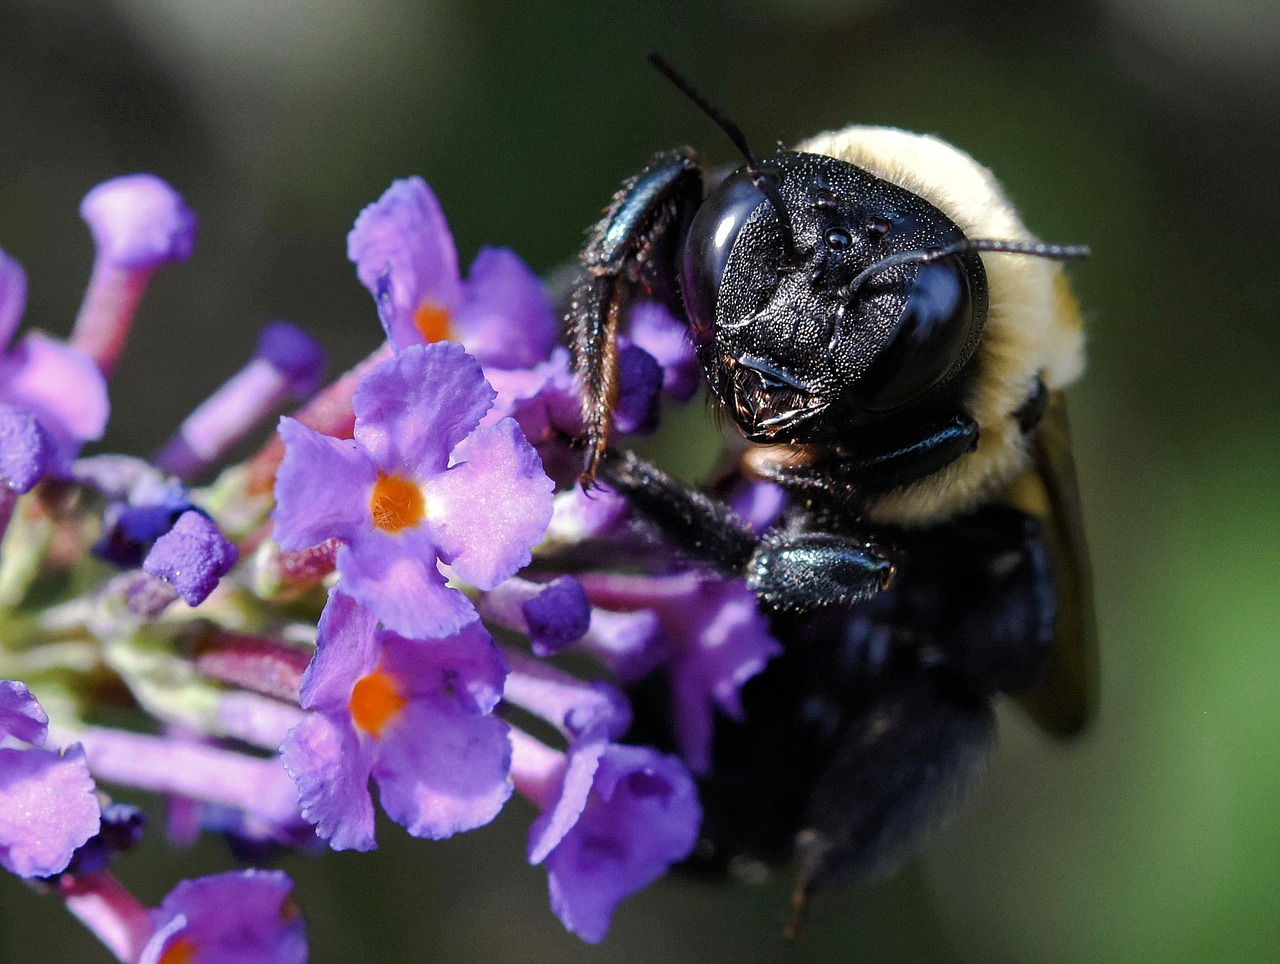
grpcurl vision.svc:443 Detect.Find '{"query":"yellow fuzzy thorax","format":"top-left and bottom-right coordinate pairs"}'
top-left (795, 126), bottom-right (1086, 525)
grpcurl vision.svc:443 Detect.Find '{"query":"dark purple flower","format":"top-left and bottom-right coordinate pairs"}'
top-left (479, 576), bottom-right (591, 657)
top-left (0, 681), bottom-right (101, 878)
top-left (273, 342), bottom-right (554, 639)
top-left (579, 571), bottom-right (783, 773)
top-left (138, 869), bottom-right (306, 964)
top-left (348, 177), bottom-right (556, 367)
top-left (280, 590), bottom-right (512, 851)
top-left (627, 301), bottom-right (700, 402)
top-left (0, 248), bottom-right (109, 468)
top-left (142, 510), bottom-right (239, 606)
top-left (62, 803), bottom-right (146, 877)
top-left (611, 342), bottom-right (663, 436)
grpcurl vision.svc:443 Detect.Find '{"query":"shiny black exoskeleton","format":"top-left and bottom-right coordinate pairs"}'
top-left (564, 58), bottom-right (1090, 927)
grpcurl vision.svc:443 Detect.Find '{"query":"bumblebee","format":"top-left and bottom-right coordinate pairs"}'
top-left (565, 57), bottom-right (1096, 928)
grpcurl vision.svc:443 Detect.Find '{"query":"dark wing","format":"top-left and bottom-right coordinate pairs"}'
top-left (1006, 390), bottom-right (1099, 737)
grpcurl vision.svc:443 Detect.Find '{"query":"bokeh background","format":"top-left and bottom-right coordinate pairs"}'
top-left (2, 0), bottom-right (1278, 961)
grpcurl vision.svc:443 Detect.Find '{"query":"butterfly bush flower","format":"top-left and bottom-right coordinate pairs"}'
top-left (0, 681), bottom-right (100, 878)
top-left (280, 589), bottom-right (512, 850)
top-left (0, 164), bottom-right (794, 950)
top-left (0, 248), bottom-right (109, 471)
top-left (273, 341), bottom-right (554, 638)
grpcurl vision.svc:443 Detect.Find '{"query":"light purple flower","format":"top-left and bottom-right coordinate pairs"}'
top-left (155, 320), bottom-right (326, 480)
top-left (0, 404), bottom-right (52, 494)
top-left (0, 248), bottom-right (109, 469)
top-left (512, 731), bottom-right (700, 944)
top-left (348, 177), bottom-right (556, 367)
top-left (138, 869), bottom-right (306, 964)
top-left (273, 341), bottom-right (554, 639)
top-left (72, 175), bottom-right (197, 377)
top-left (579, 571), bottom-right (783, 773)
top-left (0, 681), bottom-right (101, 878)
top-left (280, 590), bottom-right (512, 851)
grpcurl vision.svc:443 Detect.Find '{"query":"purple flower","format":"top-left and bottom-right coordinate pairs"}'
top-left (155, 320), bottom-right (327, 480)
top-left (478, 575), bottom-right (591, 657)
top-left (0, 404), bottom-right (52, 494)
top-left (142, 510), bottom-right (239, 606)
top-left (512, 731), bottom-right (700, 944)
top-left (273, 341), bottom-right (554, 639)
top-left (627, 301), bottom-right (700, 403)
top-left (280, 590), bottom-right (512, 851)
top-left (138, 869), bottom-right (306, 964)
top-left (579, 571), bottom-right (783, 773)
top-left (72, 175), bottom-right (197, 377)
top-left (0, 681), bottom-right (101, 878)
top-left (79, 174), bottom-right (198, 269)
top-left (348, 177), bottom-right (556, 367)
top-left (0, 248), bottom-right (109, 469)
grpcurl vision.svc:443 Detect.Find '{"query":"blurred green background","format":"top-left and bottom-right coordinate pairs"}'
top-left (2, 0), bottom-right (1278, 961)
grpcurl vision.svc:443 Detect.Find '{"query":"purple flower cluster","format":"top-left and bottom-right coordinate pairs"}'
top-left (0, 167), bottom-right (785, 956)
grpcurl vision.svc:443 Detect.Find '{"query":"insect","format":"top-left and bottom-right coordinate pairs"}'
top-left (565, 55), bottom-right (1097, 930)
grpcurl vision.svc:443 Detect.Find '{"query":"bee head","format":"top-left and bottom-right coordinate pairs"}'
top-left (681, 152), bottom-right (989, 444)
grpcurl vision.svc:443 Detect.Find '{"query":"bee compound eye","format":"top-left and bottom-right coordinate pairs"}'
top-left (855, 256), bottom-right (975, 414)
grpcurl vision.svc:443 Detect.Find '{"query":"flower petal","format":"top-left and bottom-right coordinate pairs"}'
top-left (279, 712), bottom-right (377, 852)
top-left (272, 417), bottom-right (376, 550)
top-left (0, 249), bottom-right (27, 348)
top-left (374, 702), bottom-right (512, 839)
top-left (352, 343), bottom-right (494, 478)
top-left (337, 530), bottom-right (476, 639)
top-left (0, 332), bottom-right (110, 463)
top-left (347, 177), bottom-right (462, 349)
top-left (453, 247), bottom-right (556, 369)
top-left (426, 417), bottom-right (553, 589)
top-left (0, 744), bottom-right (101, 878)
top-left (298, 590), bottom-right (381, 711)
top-left (0, 680), bottom-right (47, 745)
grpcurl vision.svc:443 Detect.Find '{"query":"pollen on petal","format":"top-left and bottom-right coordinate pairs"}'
top-left (414, 302), bottom-right (453, 344)
top-left (349, 668), bottom-right (407, 738)
top-left (369, 472), bottom-right (425, 532)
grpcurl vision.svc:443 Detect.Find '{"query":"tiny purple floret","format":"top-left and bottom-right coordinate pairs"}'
top-left (138, 869), bottom-right (306, 964)
top-left (142, 510), bottom-right (239, 606)
top-left (80, 174), bottom-right (197, 269)
top-left (273, 342), bottom-right (554, 639)
top-left (529, 741), bottom-right (700, 944)
top-left (0, 681), bottom-right (100, 879)
top-left (280, 590), bottom-right (513, 851)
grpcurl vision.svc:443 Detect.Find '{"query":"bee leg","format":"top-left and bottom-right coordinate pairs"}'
top-left (600, 450), bottom-right (896, 610)
top-left (567, 150), bottom-right (702, 482)
top-left (795, 668), bottom-right (995, 895)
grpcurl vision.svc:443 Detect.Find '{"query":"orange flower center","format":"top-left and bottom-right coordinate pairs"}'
top-left (414, 302), bottom-right (453, 343)
top-left (369, 472), bottom-right (425, 532)
top-left (158, 939), bottom-right (196, 964)
top-left (349, 668), bottom-right (407, 738)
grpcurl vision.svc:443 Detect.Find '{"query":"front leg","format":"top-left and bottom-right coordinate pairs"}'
top-left (568, 150), bottom-right (702, 481)
top-left (601, 451), bottom-right (895, 612)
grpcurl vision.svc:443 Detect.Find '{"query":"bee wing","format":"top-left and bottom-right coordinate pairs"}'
top-left (1006, 391), bottom-right (1099, 737)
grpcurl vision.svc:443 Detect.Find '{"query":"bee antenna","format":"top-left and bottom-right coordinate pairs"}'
top-left (647, 52), bottom-right (800, 262)
top-left (845, 238), bottom-right (1092, 294)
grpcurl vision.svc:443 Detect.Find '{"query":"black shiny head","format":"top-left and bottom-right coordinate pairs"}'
top-left (680, 152), bottom-right (988, 444)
